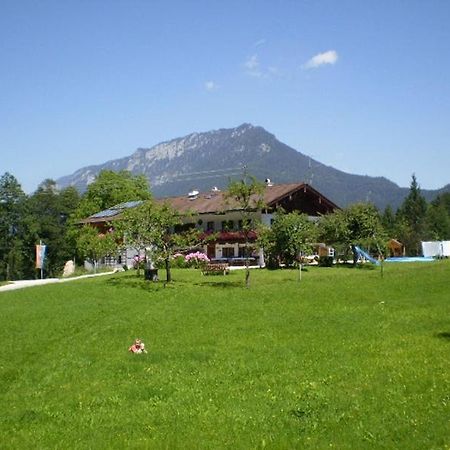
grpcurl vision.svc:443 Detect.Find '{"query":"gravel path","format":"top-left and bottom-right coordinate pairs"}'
top-left (0, 271), bottom-right (118, 292)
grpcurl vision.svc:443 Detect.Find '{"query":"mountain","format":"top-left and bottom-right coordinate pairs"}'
top-left (56, 123), bottom-right (449, 209)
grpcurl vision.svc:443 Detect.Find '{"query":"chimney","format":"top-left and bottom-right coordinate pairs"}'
top-left (188, 189), bottom-right (199, 200)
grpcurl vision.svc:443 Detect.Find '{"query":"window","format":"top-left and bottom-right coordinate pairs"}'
top-left (222, 247), bottom-right (235, 258)
top-left (221, 220), bottom-right (234, 231)
top-left (207, 221), bottom-right (215, 231)
top-left (174, 223), bottom-right (195, 233)
top-left (238, 219), bottom-right (252, 229)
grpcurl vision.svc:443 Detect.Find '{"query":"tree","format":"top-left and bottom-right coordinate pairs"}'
top-left (114, 200), bottom-right (160, 277)
top-left (426, 193), bottom-right (450, 240)
top-left (76, 225), bottom-right (117, 272)
top-left (27, 179), bottom-right (62, 276)
top-left (75, 170), bottom-right (151, 219)
top-left (116, 200), bottom-right (198, 283)
top-left (317, 208), bottom-right (351, 261)
top-left (147, 202), bottom-right (188, 283)
top-left (261, 210), bottom-right (317, 280)
top-left (26, 180), bottom-right (81, 277)
top-left (318, 203), bottom-right (386, 265)
top-left (0, 173), bottom-right (27, 280)
top-left (396, 174), bottom-right (429, 255)
top-left (381, 204), bottom-right (396, 237)
top-left (225, 173), bottom-right (265, 287)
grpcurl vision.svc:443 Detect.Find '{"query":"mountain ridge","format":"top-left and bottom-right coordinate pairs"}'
top-left (56, 123), bottom-right (449, 209)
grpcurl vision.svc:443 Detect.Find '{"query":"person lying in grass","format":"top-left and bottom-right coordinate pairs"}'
top-left (128, 338), bottom-right (148, 354)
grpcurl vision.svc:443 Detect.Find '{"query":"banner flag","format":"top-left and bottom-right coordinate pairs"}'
top-left (36, 244), bottom-right (47, 269)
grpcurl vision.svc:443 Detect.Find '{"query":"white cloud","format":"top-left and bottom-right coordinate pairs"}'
top-left (244, 54), bottom-right (279, 79)
top-left (303, 50), bottom-right (338, 69)
top-left (205, 80), bottom-right (218, 91)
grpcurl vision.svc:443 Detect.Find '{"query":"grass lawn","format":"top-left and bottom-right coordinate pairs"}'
top-left (0, 262), bottom-right (449, 449)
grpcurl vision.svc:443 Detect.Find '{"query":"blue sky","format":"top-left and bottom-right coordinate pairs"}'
top-left (1, 0), bottom-right (449, 194)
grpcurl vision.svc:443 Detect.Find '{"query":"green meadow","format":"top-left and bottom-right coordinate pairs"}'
top-left (0, 262), bottom-right (449, 449)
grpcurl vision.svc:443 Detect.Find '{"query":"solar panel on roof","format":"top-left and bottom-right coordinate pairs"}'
top-left (90, 209), bottom-right (120, 218)
top-left (90, 210), bottom-right (108, 218)
top-left (113, 200), bottom-right (144, 210)
top-left (89, 200), bottom-right (143, 219)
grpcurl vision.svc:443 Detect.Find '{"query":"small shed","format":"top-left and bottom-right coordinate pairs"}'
top-left (314, 243), bottom-right (335, 258)
top-left (388, 239), bottom-right (405, 257)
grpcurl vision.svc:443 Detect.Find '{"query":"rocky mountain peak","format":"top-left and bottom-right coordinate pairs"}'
top-left (56, 124), bottom-right (449, 209)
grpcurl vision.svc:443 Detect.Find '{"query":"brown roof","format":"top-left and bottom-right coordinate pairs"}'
top-left (81, 182), bottom-right (339, 224)
top-left (159, 182), bottom-right (338, 215)
top-left (388, 238), bottom-right (404, 247)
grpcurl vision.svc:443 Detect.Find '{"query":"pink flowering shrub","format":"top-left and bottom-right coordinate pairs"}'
top-left (133, 255), bottom-right (146, 270)
top-left (185, 251), bottom-right (210, 269)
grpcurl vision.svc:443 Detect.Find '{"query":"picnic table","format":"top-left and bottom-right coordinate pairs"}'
top-left (201, 263), bottom-right (230, 275)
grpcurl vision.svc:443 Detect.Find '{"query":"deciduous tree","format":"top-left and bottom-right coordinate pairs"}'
top-left (75, 170), bottom-right (151, 218)
top-left (116, 200), bottom-right (198, 283)
top-left (225, 174), bottom-right (265, 287)
top-left (76, 225), bottom-right (117, 272)
top-left (261, 210), bottom-right (317, 280)
top-left (319, 203), bottom-right (386, 265)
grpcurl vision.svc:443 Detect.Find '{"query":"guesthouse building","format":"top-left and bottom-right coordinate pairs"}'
top-left (80, 181), bottom-right (339, 267)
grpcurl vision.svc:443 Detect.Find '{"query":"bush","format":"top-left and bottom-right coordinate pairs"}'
top-left (172, 254), bottom-right (187, 268)
top-left (266, 256), bottom-right (280, 270)
top-left (318, 256), bottom-right (334, 267)
top-left (185, 251), bottom-right (209, 269)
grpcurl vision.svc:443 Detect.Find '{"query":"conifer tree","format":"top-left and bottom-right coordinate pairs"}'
top-left (427, 193), bottom-right (450, 239)
top-left (396, 174), bottom-right (429, 255)
top-left (0, 173), bottom-right (27, 280)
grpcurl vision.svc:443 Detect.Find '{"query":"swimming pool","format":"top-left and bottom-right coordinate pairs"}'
top-left (384, 257), bottom-right (435, 263)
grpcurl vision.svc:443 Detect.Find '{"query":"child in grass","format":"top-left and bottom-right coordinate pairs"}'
top-left (128, 338), bottom-right (148, 354)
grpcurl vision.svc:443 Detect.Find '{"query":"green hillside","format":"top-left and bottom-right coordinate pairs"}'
top-left (1, 263), bottom-right (449, 449)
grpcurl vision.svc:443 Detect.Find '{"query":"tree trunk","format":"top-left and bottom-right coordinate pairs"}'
top-left (351, 244), bottom-right (358, 266)
top-left (165, 257), bottom-right (172, 283)
top-left (245, 258), bottom-right (250, 288)
top-left (244, 239), bottom-right (251, 288)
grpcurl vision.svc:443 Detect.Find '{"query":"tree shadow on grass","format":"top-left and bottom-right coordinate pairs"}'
top-left (105, 276), bottom-right (174, 293)
top-left (335, 263), bottom-right (377, 271)
top-left (435, 332), bottom-right (450, 341)
top-left (105, 273), bottom-right (244, 290)
top-left (193, 280), bottom-right (244, 289)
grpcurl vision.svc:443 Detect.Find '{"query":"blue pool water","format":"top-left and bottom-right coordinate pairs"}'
top-left (384, 257), bottom-right (435, 263)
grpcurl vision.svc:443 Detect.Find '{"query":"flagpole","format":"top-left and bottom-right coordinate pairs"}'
top-left (40, 240), bottom-right (43, 280)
